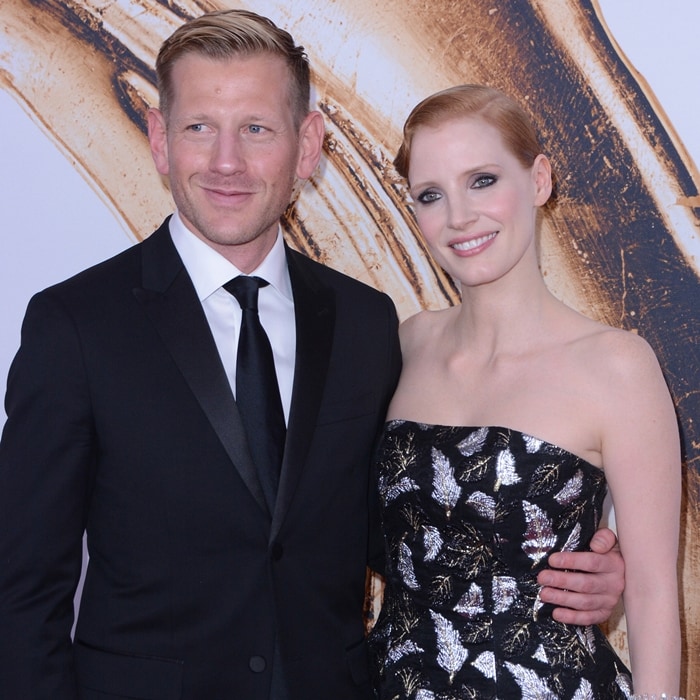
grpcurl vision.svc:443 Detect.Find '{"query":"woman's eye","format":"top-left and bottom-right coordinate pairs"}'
top-left (472, 174), bottom-right (496, 189)
top-left (416, 190), bottom-right (441, 204)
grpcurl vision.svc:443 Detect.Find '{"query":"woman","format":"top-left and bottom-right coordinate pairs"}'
top-left (369, 85), bottom-right (682, 698)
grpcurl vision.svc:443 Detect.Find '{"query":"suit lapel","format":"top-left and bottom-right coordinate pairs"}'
top-left (272, 249), bottom-right (335, 536)
top-left (133, 223), bottom-right (270, 517)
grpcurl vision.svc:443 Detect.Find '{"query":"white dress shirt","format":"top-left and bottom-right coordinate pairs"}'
top-left (169, 212), bottom-right (296, 423)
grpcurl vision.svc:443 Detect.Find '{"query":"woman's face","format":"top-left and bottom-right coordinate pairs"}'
top-left (407, 116), bottom-right (551, 289)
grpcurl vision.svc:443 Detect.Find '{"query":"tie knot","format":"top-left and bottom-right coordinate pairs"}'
top-left (224, 276), bottom-right (270, 311)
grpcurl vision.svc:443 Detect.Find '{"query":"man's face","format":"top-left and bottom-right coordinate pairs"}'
top-left (148, 52), bottom-right (321, 271)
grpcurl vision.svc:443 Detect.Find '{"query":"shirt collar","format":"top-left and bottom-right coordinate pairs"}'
top-left (168, 211), bottom-right (292, 302)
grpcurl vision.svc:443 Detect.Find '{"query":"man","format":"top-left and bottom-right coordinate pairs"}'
top-left (0, 9), bottom-right (624, 700)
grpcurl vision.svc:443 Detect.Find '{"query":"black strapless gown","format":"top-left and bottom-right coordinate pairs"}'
top-left (369, 420), bottom-right (632, 699)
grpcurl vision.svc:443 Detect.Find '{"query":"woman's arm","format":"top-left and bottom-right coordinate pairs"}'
top-left (598, 330), bottom-right (682, 694)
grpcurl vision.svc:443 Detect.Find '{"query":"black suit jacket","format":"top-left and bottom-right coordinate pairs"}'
top-left (0, 220), bottom-right (401, 700)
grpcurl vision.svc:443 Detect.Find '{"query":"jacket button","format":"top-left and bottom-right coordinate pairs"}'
top-left (270, 541), bottom-right (284, 561)
top-left (249, 656), bottom-right (266, 673)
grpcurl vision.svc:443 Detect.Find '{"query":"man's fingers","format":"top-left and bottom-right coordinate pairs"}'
top-left (538, 580), bottom-right (614, 608)
top-left (546, 547), bottom-right (624, 577)
top-left (588, 527), bottom-right (619, 554)
top-left (538, 584), bottom-right (616, 626)
top-left (550, 605), bottom-right (609, 626)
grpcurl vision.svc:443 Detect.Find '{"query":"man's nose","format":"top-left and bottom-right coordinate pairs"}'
top-left (210, 132), bottom-right (246, 174)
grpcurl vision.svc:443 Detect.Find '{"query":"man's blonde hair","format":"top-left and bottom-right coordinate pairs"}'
top-left (155, 9), bottom-right (311, 127)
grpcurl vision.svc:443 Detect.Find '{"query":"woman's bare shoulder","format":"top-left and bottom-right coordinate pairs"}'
top-left (571, 320), bottom-right (665, 402)
top-left (578, 320), bottom-right (658, 366)
top-left (399, 307), bottom-right (453, 353)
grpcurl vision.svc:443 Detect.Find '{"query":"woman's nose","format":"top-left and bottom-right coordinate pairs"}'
top-left (446, 196), bottom-right (477, 229)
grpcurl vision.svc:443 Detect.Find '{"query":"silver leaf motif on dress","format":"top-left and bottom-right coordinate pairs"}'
top-left (615, 669), bottom-right (634, 697)
top-left (495, 447), bottom-right (520, 490)
top-left (493, 575), bottom-right (519, 614)
top-left (572, 678), bottom-right (596, 700)
top-left (431, 447), bottom-right (461, 518)
top-left (430, 610), bottom-right (469, 682)
top-left (532, 643), bottom-right (548, 663)
top-left (422, 524), bottom-right (443, 561)
top-left (523, 434), bottom-right (544, 454)
top-left (454, 582), bottom-right (485, 619)
top-left (576, 625), bottom-right (597, 655)
top-left (465, 491), bottom-right (496, 521)
top-left (457, 426), bottom-right (489, 457)
top-left (379, 474), bottom-right (420, 505)
top-left (522, 500), bottom-right (557, 565)
top-left (472, 651), bottom-right (496, 679)
top-left (555, 469), bottom-right (584, 505)
top-left (562, 522), bottom-right (582, 552)
top-left (387, 639), bottom-right (425, 664)
top-left (504, 661), bottom-right (559, 699)
top-left (398, 540), bottom-right (419, 590)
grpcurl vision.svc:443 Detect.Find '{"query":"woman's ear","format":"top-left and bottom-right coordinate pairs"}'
top-left (532, 153), bottom-right (553, 206)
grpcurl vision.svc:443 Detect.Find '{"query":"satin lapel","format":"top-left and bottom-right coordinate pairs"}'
top-left (272, 249), bottom-right (335, 536)
top-left (133, 224), bottom-right (270, 517)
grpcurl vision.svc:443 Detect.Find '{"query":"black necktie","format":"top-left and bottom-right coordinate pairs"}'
top-left (224, 276), bottom-right (286, 509)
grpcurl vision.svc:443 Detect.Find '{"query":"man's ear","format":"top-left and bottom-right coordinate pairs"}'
top-left (147, 108), bottom-right (170, 176)
top-left (296, 110), bottom-right (325, 180)
top-left (532, 153), bottom-right (553, 206)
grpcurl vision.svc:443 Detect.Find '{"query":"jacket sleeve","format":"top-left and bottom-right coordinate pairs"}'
top-left (0, 290), bottom-right (95, 699)
top-left (367, 293), bottom-right (402, 577)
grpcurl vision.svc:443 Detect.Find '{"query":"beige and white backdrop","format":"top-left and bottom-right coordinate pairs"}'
top-left (1, 0), bottom-right (699, 694)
